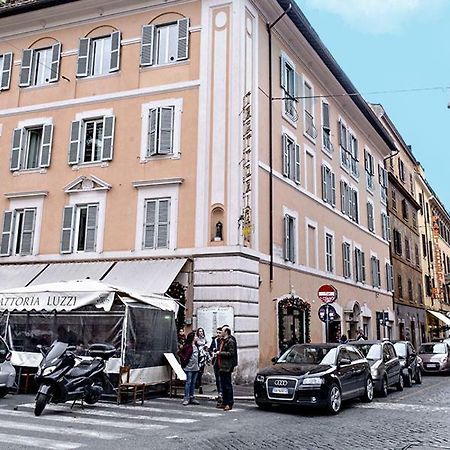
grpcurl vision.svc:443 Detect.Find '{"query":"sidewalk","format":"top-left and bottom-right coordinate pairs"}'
top-left (197, 383), bottom-right (254, 402)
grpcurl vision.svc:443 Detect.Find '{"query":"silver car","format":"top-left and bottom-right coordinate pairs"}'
top-left (419, 342), bottom-right (450, 374)
top-left (0, 336), bottom-right (15, 397)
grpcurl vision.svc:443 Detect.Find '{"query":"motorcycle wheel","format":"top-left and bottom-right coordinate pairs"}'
top-left (84, 393), bottom-right (101, 405)
top-left (34, 393), bottom-right (48, 416)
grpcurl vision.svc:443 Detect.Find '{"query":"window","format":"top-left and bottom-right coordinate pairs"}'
top-left (280, 55), bottom-right (297, 122)
top-left (421, 234), bottom-right (427, 257)
top-left (364, 149), bottom-right (374, 191)
top-left (407, 279), bottom-right (413, 301)
top-left (386, 263), bottom-right (394, 291)
top-left (325, 232), bottom-right (334, 273)
top-left (69, 116), bottom-right (115, 165)
top-left (418, 193), bottom-right (423, 215)
top-left (284, 214), bottom-right (296, 263)
top-left (19, 44), bottom-right (61, 87)
top-left (397, 275), bottom-right (403, 298)
top-left (425, 275), bottom-right (432, 297)
top-left (0, 52), bottom-right (13, 90)
top-left (379, 164), bottom-right (388, 204)
top-left (143, 199), bottom-right (170, 249)
top-left (349, 134), bottom-right (359, 178)
top-left (10, 124), bottom-right (53, 171)
top-left (141, 18), bottom-right (189, 67)
top-left (367, 201), bottom-right (374, 232)
top-left (409, 173), bottom-right (415, 196)
top-left (412, 212), bottom-right (417, 229)
top-left (418, 283), bottom-right (423, 304)
top-left (354, 248), bottom-right (366, 283)
top-left (371, 256), bottom-right (381, 288)
top-left (282, 134), bottom-right (300, 183)
top-left (340, 181), bottom-right (358, 222)
top-left (405, 237), bottom-right (410, 261)
top-left (350, 188), bottom-right (359, 223)
top-left (304, 80), bottom-right (315, 138)
top-left (76, 32), bottom-right (121, 78)
top-left (321, 165), bottom-right (336, 206)
top-left (0, 209), bottom-right (36, 256)
top-left (391, 190), bottom-right (397, 211)
top-left (342, 242), bottom-right (351, 278)
top-left (321, 101), bottom-right (332, 153)
top-left (338, 120), bottom-right (350, 170)
top-left (60, 204), bottom-right (99, 253)
top-left (381, 212), bottom-right (391, 241)
top-left (398, 159), bottom-right (405, 182)
top-left (401, 199), bottom-right (409, 221)
top-left (147, 106), bottom-right (174, 156)
top-left (393, 229), bottom-right (402, 255)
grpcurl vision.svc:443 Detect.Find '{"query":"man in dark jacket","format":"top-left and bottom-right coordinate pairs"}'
top-left (215, 327), bottom-right (236, 411)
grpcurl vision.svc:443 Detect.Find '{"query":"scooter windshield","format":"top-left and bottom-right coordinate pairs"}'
top-left (44, 341), bottom-right (69, 364)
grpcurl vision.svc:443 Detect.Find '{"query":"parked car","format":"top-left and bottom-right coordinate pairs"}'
top-left (418, 342), bottom-right (450, 374)
top-left (254, 343), bottom-right (373, 415)
top-left (351, 340), bottom-right (403, 396)
top-left (393, 341), bottom-right (422, 386)
top-left (0, 336), bottom-right (16, 398)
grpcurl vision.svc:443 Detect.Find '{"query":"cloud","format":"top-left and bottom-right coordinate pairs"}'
top-left (303, 0), bottom-right (446, 34)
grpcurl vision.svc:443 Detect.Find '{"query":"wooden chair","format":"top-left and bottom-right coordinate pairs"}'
top-left (169, 367), bottom-right (185, 398)
top-left (117, 366), bottom-right (146, 405)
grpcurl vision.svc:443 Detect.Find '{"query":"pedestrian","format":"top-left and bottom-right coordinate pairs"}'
top-left (356, 328), bottom-right (367, 341)
top-left (339, 334), bottom-right (348, 344)
top-left (222, 324), bottom-right (238, 368)
top-left (177, 331), bottom-right (200, 406)
top-left (209, 327), bottom-right (223, 403)
top-left (214, 326), bottom-right (236, 411)
top-left (195, 327), bottom-right (209, 394)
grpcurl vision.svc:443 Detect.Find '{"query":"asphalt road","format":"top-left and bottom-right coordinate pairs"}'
top-left (0, 375), bottom-right (449, 450)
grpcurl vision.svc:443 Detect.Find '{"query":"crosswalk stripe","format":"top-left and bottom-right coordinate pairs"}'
top-left (0, 432), bottom-right (82, 450)
top-left (355, 402), bottom-right (450, 414)
top-left (0, 409), bottom-right (167, 430)
top-left (0, 418), bottom-right (124, 440)
top-left (148, 398), bottom-right (243, 412)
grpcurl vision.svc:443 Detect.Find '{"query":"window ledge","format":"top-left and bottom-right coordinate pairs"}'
top-left (12, 168), bottom-right (48, 176)
top-left (76, 72), bottom-right (120, 82)
top-left (281, 111), bottom-right (298, 129)
top-left (71, 162), bottom-right (109, 170)
top-left (140, 154), bottom-right (180, 164)
top-left (140, 60), bottom-right (190, 71)
top-left (133, 177), bottom-right (184, 188)
top-left (322, 147), bottom-right (333, 158)
top-left (21, 82), bottom-right (59, 91)
top-left (5, 190), bottom-right (48, 199)
top-left (303, 131), bottom-right (316, 146)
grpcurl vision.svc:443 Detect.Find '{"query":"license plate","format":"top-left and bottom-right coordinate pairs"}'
top-left (426, 363), bottom-right (438, 368)
top-left (272, 387), bottom-right (289, 394)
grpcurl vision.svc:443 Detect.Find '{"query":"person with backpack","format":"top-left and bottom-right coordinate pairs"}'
top-left (177, 331), bottom-right (200, 406)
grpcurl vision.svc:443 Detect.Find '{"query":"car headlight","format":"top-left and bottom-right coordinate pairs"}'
top-left (302, 377), bottom-right (323, 385)
top-left (42, 366), bottom-right (57, 376)
top-left (440, 356), bottom-right (448, 364)
top-left (256, 375), bottom-right (265, 383)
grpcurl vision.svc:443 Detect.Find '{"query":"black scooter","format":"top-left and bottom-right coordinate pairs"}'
top-left (34, 341), bottom-right (116, 416)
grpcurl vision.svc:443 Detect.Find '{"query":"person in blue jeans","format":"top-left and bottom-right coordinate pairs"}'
top-left (214, 327), bottom-right (236, 411)
top-left (178, 331), bottom-right (200, 406)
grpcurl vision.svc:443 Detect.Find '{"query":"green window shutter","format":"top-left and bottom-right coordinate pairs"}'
top-left (158, 107), bottom-right (174, 155)
top-left (19, 49), bottom-right (33, 87)
top-left (157, 199), bottom-right (170, 248)
top-left (101, 115), bottom-right (115, 161)
top-left (331, 172), bottom-right (336, 207)
top-left (85, 204), bottom-right (98, 252)
top-left (10, 128), bottom-right (24, 171)
top-left (109, 31), bottom-right (121, 72)
top-left (60, 206), bottom-right (74, 254)
top-left (68, 120), bottom-right (81, 165)
top-left (148, 108), bottom-right (158, 156)
top-left (0, 211), bottom-right (13, 256)
top-left (140, 25), bottom-right (155, 66)
top-left (19, 208), bottom-right (36, 255)
top-left (294, 144), bottom-right (300, 184)
top-left (143, 200), bottom-right (156, 249)
top-left (39, 124), bottom-right (53, 168)
top-left (49, 43), bottom-right (61, 83)
top-left (177, 18), bottom-right (189, 61)
top-left (76, 38), bottom-right (91, 78)
top-left (1, 52), bottom-right (13, 90)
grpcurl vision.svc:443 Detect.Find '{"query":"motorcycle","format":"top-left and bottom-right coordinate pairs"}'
top-left (34, 341), bottom-right (116, 416)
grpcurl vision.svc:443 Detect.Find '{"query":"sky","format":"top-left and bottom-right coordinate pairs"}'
top-left (296, 0), bottom-right (450, 210)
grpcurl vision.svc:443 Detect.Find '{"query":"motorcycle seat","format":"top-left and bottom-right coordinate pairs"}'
top-left (68, 359), bottom-right (103, 378)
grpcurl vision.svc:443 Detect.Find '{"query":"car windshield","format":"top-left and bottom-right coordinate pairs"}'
top-left (419, 343), bottom-right (447, 354)
top-left (394, 343), bottom-right (407, 358)
top-left (278, 345), bottom-right (336, 365)
top-left (354, 344), bottom-right (382, 360)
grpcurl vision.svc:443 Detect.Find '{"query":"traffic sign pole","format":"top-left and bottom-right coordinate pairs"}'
top-left (325, 303), bottom-right (329, 343)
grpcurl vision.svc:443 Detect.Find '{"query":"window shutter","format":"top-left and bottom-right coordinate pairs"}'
top-left (141, 25), bottom-right (155, 66)
top-left (157, 199), bottom-right (170, 248)
top-left (68, 120), bottom-right (81, 164)
top-left (294, 143), bottom-right (300, 184)
top-left (386, 215), bottom-right (391, 241)
top-left (282, 135), bottom-right (289, 177)
top-left (10, 128), bottom-right (24, 171)
top-left (284, 215), bottom-right (289, 261)
top-left (322, 102), bottom-right (330, 129)
top-left (367, 202), bottom-right (373, 232)
top-left (143, 200), bottom-right (156, 249)
top-left (158, 107), bottom-right (174, 155)
top-left (60, 206), bottom-right (74, 254)
top-left (340, 181), bottom-right (345, 213)
top-left (177, 18), bottom-right (189, 61)
top-left (101, 115), bottom-right (115, 161)
top-left (361, 251), bottom-right (366, 282)
top-left (109, 31), bottom-right (121, 72)
top-left (331, 172), bottom-right (336, 207)
top-left (0, 52), bottom-right (13, 90)
top-left (76, 38), bottom-right (91, 78)
top-left (338, 121), bottom-right (347, 149)
top-left (371, 256), bottom-right (376, 287)
top-left (342, 243), bottom-right (347, 278)
top-left (322, 166), bottom-right (328, 202)
top-left (49, 43), bottom-right (61, 83)
top-left (39, 124), bottom-right (53, 168)
top-left (148, 108), bottom-right (158, 156)
top-left (85, 204), bottom-right (98, 252)
top-left (280, 55), bottom-right (286, 90)
top-left (0, 211), bottom-right (13, 256)
top-left (19, 49), bottom-right (33, 87)
top-left (19, 208), bottom-right (36, 255)
top-left (376, 259), bottom-right (381, 288)
top-left (364, 149), bottom-right (369, 172)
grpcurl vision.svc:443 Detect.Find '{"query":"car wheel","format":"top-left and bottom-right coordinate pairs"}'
top-left (415, 369), bottom-right (422, 385)
top-left (255, 401), bottom-right (272, 411)
top-left (327, 384), bottom-right (342, 415)
top-left (396, 373), bottom-right (404, 391)
top-left (379, 376), bottom-right (388, 397)
top-left (404, 371), bottom-right (412, 387)
top-left (361, 377), bottom-right (374, 403)
top-left (0, 387), bottom-right (7, 399)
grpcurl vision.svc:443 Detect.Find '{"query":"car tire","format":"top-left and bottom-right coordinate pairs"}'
top-left (361, 377), bottom-right (374, 403)
top-left (404, 371), bottom-right (413, 387)
top-left (0, 387), bottom-right (8, 399)
top-left (396, 373), bottom-right (404, 391)
top-left (255, 401), bottom-right (272, 411)
top-left (327, 383), bottom-right (342, 415)
top-left (415, 369), bottom-right (422, 385)
top-left (379, 376), bottom-right (388, 397)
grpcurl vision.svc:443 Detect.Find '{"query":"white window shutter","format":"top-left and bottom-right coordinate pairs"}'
top-left (85, 204), bottom-right (98, 252)
top-left (282, 135), bottom-right (289, 177)
top-left (68, 120), bottom-right (81, 165)
top-left (157, 199), bottom-right (170, 248)
top-left (177, 18), bottom-right (189, 61)
top-left (0, 211), bottom-right (13, 256)
top-left (143, 200), bottom-right (156, 248)
top-left (39, 124), bottom-right (53, 168)
top-left (331, 172), bottom-right (336, 207)
top-left (101, 115), bottom-right (115, 161)
top-left (76, 38), bottom-right (91, 78)
top-left (10, 128), bottom-right (24, 171)
top-left (158, 107), bottom-right (174, 155)
top-left (1, 52), bottom-right (13, 90)
top-left (148, 108), bottom-right (158, 156)
top-left (49, 43), bottom-right (61, 83)
top-left (60, 206), bottom-right (74, 254)
top-left (294, 144), bottom-right (300, 184)
top-left (109, 31), bottom-right (121, 72)
top-left (141, 25), bottom-right (155, 66)
top-left (19, 49), bottom-right (33, 87)
top-left (322, 165), bottom-right (328, 202)
top-left (19, 208), bottom-right (36, 255)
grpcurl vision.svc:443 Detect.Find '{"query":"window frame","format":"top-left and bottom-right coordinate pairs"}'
top-left (282, 130), bottom-right (300, 184)
top-left (321, 100), bottom-right (332, 155)
top-left (303, 76), bottom-right (316, 141)
top-left (324, 229), bottom-right (334, 273)
top-left (143, 198), bottom-right (171, 250)
top-left (280, 52), bottom-right (298, 125)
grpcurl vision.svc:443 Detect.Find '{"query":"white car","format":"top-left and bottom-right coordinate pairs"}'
top-left (0, 337), bottom-right (16, 397)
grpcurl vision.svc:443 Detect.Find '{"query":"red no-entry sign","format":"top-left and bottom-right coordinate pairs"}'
top-left (318, 284), bottom-right (337, 304)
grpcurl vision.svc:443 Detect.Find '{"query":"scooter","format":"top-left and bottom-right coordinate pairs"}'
top-left (34, 341), bottom-right (116, 416)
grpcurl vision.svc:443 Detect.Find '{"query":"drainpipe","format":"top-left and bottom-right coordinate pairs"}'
top-left (267, 4), bottom-right (291, 287)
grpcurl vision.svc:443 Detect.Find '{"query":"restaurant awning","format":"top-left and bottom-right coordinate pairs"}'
top-left (0, 264), bottom-right (48, 289)
top-left (427, 310), bottom-right (450, 327)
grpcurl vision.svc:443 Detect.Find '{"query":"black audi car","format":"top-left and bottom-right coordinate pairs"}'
top-left (254, 343), bottom-right (373, 414)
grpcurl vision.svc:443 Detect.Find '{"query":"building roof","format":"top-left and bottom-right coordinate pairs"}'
top-left (0, 0), bottom-right (79, 17)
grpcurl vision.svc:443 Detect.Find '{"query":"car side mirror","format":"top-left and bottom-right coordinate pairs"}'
top-left (271, 356), bottom-right (278, 364)
top-left (339, 357), bottom-right (351, 366)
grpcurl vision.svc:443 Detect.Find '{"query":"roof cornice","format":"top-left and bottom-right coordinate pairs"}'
top-left (0, 0), bottom-right (80, 18)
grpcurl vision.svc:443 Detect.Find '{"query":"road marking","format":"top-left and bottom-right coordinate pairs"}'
top-left (356, 402), bottom-right (450, 414)
top-left (148, 398), bottom-right (243, 412)
top-left (0, 432), bottom-right (82, 450)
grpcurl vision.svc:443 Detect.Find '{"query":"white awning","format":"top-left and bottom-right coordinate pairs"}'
top-left (427, 310), bottom-right (450, 327)
top-left (0, 264), bottom-right (48, 289)
top-left (102, 259), bottom-right (187, 295)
